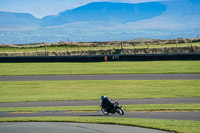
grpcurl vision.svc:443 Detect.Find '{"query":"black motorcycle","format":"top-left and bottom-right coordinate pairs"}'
top-left (101, 102), bottom-right (124, 115)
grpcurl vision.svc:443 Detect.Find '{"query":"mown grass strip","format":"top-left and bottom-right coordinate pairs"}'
top-left (0, 80), bottom-right (199, 103)
top-left (0, 104), bottom-right (199, 112)
top-left (0, 116), bottom-right (200, 133)
top-left (0, 61), bottom-right (200, 76)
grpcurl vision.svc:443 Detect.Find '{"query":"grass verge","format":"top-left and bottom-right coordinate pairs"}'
top-left (0, 61), bottom-right (200, 76)
top-left (0, 116), bottom-right (200, 133)
top-left (0, 80), bottom-right (199, 102)
top-left (0, 104), bottom-right (199, 112)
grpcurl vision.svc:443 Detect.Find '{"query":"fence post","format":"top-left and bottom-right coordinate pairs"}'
top-left (78, 44), bottom-right (80, 52)
top-left (4, 45), bottom-right (6, 57)
top-left (45, 45), bottom-right (47, 52)
top-left (190, 40), bottom-right (193, 52)
top-left (24, 46), bottom-right (26, 56)
top-left (134, 43), bottom-right (136, 54)
top-left (161, 42), bottom-right (164, 53)
top-left (121, 42), bottom-right (123, 49)
top-left (66, 44), bottom-right (68, 52)
top-left (176, 40), bottom-right (178, 53)
top-left (45, 45), bottom-right (47, 56)
top-left (147, 43), bottom-right (150, 54)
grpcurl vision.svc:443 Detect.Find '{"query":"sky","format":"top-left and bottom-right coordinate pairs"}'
top-left (0, 0), bottom-right (170, 18)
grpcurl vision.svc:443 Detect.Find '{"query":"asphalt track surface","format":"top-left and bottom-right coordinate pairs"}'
top-left (1, 97), bottom-right (200, 107)
top-left (1, 97), bottom-right (200, 121)
top-left (0, 122), bottom-right (168, 133)
top-left (0, 74), bottom-right (200, 81)
top-left (0, 110), bottom-right (199, 121)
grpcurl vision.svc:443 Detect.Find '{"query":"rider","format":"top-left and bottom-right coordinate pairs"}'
top-left (101, 95), bottom-right (115, 112)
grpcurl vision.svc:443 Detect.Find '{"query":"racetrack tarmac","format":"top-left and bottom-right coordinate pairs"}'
top-left (1, 97), bottom-right (200, 121)
top-left (0, 74), bottom-right (200, 81)
top-left (1, 97), bottom-right (200, 107)
top-left (1, 110), bottom-right (200, 121)
top-left (0, 97), bottom-right (200, 121)
top-left (0, 122), bottom-right (169, 133)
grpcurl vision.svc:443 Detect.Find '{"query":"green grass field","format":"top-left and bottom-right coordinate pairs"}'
top-left (0, 80), bottom-right (199, 102)
top-left (0, 117), bottom-right (200, 133)
top-left (0, 61), bottom-right (200, 76)
top-left (0, 103), bottom-right (199, 112)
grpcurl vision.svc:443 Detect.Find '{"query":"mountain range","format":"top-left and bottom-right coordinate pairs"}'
top-left (0, 2), bottom-right (167, 30)
top-left (0, 0), bottom-right (200, 44)
top-left (42, 2), bottom-right (166, 27)
top-left (0, 11), bottom-right (40, 30)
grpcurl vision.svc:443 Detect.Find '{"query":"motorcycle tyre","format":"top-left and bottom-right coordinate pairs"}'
top-left (101, 107), bottom-right (109, 115)
top-left (116, 107), bottom-right (124, 115)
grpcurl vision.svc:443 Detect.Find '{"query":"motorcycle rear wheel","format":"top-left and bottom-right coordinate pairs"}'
top-left (116, 107), bottom-right (124, 115)
top-left (101, 107), bottom-right (109, 115)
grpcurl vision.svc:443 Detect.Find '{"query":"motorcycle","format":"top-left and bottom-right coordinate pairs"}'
top-left (101, 102), bottom-right (124, 115)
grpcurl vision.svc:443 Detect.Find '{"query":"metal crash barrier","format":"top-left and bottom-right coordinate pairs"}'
top-left (0, 53), bottom-right (200, 63)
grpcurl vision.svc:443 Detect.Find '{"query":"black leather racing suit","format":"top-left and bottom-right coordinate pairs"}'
top-left (101, 97), bottom-right (114, 112)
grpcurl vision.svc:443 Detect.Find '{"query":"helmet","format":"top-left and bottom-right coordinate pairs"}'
top-left (101, 95), bottom-right (105, 100)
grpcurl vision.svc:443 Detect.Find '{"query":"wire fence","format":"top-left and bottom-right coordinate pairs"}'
top-left (0, 41), bottom-right (200, 56)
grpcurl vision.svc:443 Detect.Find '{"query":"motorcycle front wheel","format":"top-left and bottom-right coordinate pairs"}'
top-left (116, 107), bottom-right (124, 115)
top-left (101, 107), bottom-right (109, 115)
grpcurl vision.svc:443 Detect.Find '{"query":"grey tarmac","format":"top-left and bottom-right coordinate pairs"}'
top-left (0, 97), bottom-right (200, 121)
top-left (1, 111), bottom-right (200, 121)
top-left (0, 122), bottom-right (169, 133)
top-left (1, 97), bottom-right (200, 107)
top-left (1, 97), bottom-right (200, 121)
top-left (0, 74), bottom-right (200, 81)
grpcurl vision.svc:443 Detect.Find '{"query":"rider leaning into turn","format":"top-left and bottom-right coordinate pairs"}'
top-left (101, 95), bottom-right (115, 112)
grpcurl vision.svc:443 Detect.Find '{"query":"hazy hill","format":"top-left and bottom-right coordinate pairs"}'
top-left (42, 2), bottom-right (166, 27)
top-left (0, 0), bottom-right (199, 44)
top-left (0, 11), bottom-right (41, 30)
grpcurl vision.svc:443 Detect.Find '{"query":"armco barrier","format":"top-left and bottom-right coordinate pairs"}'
top-left (0, 53), bottom-right (200, 63)
top-left (118, 53), bottom-right (200, 61)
